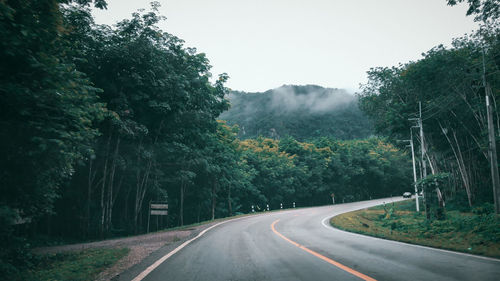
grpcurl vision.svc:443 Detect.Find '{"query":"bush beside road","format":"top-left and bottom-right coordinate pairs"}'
top-left (20, 248), bottom-right (128, 281)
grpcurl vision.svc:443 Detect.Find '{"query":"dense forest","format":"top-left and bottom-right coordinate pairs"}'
top-left (0, 1), bottom-right (411, 277)
top-left (220, 85), bottom-right (373, 140)
top-left (1, 0), bottom-right (497, 278)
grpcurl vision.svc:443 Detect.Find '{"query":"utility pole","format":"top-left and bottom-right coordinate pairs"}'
top-left (402, 131), bottom-right (419, 212)
top-left (410, 103), bottom-right (427, 177)
top-left (409, 102), bottom-right (426, 215)
top-left (483, 48), bottom-right (500, 214)
top-left (419, 102), bottom-right (427, 179)
top-left (410, 130), bottom-right (419, 211)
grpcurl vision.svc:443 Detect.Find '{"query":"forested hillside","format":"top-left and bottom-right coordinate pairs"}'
top-left (220, 85), bottom-right (373, 140)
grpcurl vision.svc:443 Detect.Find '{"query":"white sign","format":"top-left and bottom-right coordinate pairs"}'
top-left (151, 210), bottom-right (168, 215)
top-left (150, 202), bottom-right (168, 216)
top-left (150, 204), bottom-right (168, 210)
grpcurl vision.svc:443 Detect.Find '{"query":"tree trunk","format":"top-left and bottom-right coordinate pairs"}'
top-left (123, 182), bottom-right (131, 231)
top-left (227, 185), bottom-right (232, 217)
top-left (86, 158), bottom-right (95, 239)
top-left (211, 179), bottom-right (217, 220)
top-left (105, 137), bottom-right (120, 236)
top-left (197, 203), bottom-right (201, 223)
top-left (133, 121), bottom-right (163, 233)
top-left (439, 123), bottom-right (473, 207)
top-left (180, 181), bottom-right (185, 226)
top-left (426, 152), bottom-right (437, 175)
top-left (134, 159), bottom-right (152, 234)
top-left (452, 131), bottom-right (473, 207)
top-left (100, 132), bottom-right (112, 238)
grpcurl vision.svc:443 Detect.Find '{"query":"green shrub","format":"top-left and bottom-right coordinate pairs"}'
top-left (0, 205), bottom-right (33, 281)
top-left (471, 203), bottom-right (494, 215)
top-left (25, 248), bottom-right (129, 281)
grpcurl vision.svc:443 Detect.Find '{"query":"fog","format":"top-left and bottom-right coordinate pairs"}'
top-left (270, 85), bottom-right (354, 113)
top-left (223, 85), bottom-right (356, 118)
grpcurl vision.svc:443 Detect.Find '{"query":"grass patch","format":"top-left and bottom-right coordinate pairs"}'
top-left (331, 200), bottom-right (500, 258)
top-left (22, 248), bottom-right (129, 281)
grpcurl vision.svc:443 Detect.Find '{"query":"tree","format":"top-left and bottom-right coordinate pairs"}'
top-left (358, 27), bottom-right (500, 208)
top-left (447, 0), bottom-right (499, 22)
top-left (0, 0), bottom-right (106, 277)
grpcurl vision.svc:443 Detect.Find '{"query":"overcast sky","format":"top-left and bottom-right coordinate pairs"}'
top-left (92, 0), bottom-right (478, 93)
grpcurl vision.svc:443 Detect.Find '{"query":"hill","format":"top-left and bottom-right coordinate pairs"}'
top-left (219, 85), bottom-right (373, 140)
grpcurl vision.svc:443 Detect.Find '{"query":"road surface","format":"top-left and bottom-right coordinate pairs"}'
top-left (132, 197), bottom-right (500, 281)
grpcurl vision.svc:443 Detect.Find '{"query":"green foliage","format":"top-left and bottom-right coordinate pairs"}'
top-left (0, 206), bottom-right (32, 279)
top-left (0, 1), bottom-right (106, 277)
top-left (0, 0), bottom-right (412, 277)
top-left (416, 173), bottom-right (450, 193)
top-left (471, 202), bottom-right (495, 215)
top-left (447, 0), bottom-right (499, 22)
top-left (239, 136), bottom-right (411, 208)
top-left (220, 85), bottom-right (373, 140)
top-left (420, 211), bottom-right (500, 244)
top-left (358, 26), bottom-right (500, 208)
top-left (332, 200), bottom-right (500, 258)
top-left (52, 2), bottom-right (232, 234)
top-left (0, 0), bottom-right (105, 218)
top-left (417, 173), bottom-right (450, 220)
top-left (22, 248), bottom-right (129, 281)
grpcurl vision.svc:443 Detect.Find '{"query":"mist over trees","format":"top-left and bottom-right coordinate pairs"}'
top-left (0, 0), bottom-right (411, 278)
top-left (220, 85), bottom-right (374, 140)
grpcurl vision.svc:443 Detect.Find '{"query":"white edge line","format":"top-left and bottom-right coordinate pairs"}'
top-left (321, 215), bottom-right (500, 263)
top-left (132, 217), bottom-right (245, 281)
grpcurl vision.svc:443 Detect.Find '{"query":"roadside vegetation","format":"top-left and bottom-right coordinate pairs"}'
top-left (331, 200), bottom-right (500, 258)
top-left (19, 248), bottom-right (128, 281)
top-left (0, 1), bottom-right (412, 278)
top-left (358, 19), bottom-right (499, 211)
top-left (1, 0), bottom-right (499, 279)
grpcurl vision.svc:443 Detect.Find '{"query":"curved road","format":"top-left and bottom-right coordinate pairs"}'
top-left (134, 198), bottom-right (500, 281)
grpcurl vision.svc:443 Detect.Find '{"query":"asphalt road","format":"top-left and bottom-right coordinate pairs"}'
top-left (136, 197), bottom-right (500, 281)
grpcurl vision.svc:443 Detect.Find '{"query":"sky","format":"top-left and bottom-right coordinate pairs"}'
top-left (92, 0), bottom-right (479, 93)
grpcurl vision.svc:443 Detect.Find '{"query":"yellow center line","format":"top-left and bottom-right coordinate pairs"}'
top-left (271, 219), bottom-right (377, 281)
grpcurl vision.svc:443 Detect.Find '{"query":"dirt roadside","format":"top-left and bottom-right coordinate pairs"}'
top-left (32, 222), bottom-right (221, 281)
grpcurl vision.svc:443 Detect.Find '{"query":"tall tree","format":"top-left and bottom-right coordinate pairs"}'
top-left (0, 0), bottom-right (107, 277)
top-left (358, 27), bottom-right (500, 207)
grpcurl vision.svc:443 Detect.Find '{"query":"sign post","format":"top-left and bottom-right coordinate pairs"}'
top-left (147, 202), bottom-right (168, 233)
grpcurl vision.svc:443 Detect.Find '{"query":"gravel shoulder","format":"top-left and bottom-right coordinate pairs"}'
top-left (32, 220), bottom-right (230, 281)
